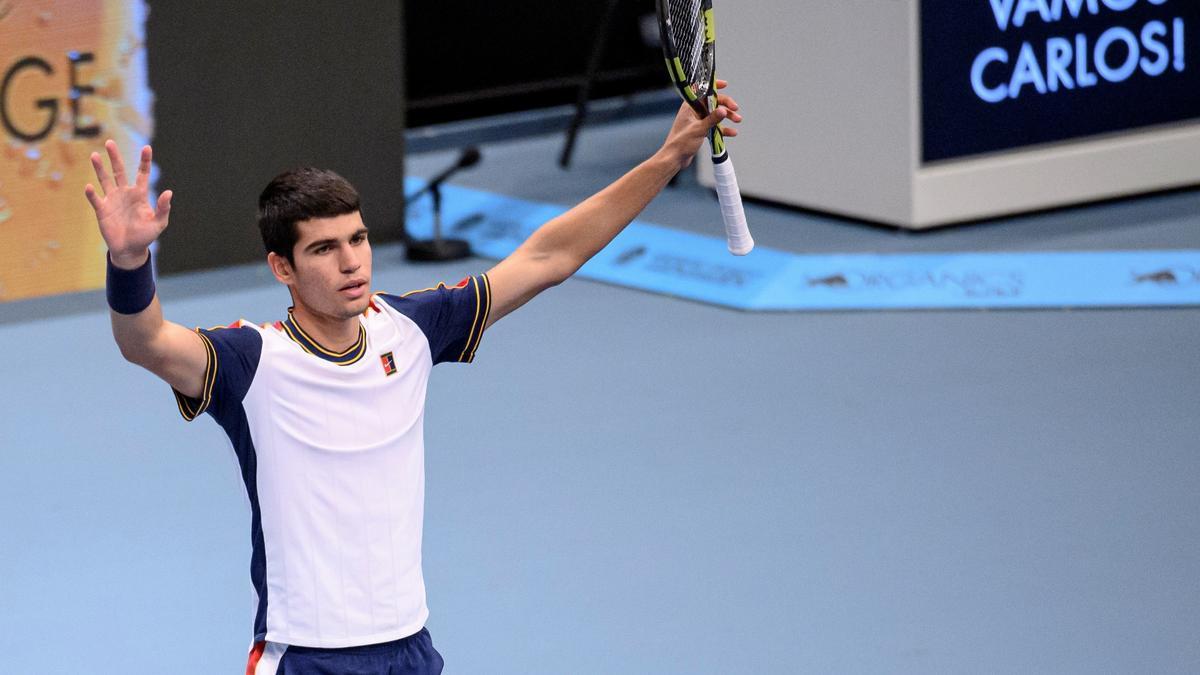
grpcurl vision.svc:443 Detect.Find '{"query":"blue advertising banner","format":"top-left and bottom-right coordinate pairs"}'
top-left (405, 178), bottom-right (1200, 311)
top-left (921, 0), bottom-right (1200, 162)
top-left (755, 251), bottom-right (1200, 311)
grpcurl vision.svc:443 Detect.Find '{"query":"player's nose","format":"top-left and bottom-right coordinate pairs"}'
top-left (338, 244), bottom-right (362, 273)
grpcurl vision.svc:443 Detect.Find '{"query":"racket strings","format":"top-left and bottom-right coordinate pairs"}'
top-left (666, 0), bottom-right (712, 95)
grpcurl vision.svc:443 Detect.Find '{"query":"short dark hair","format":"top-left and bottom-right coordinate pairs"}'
top-left (257, 167), bottom-right (361, 262)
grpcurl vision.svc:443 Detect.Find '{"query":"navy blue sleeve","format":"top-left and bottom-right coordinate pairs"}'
top-left (377, 274), bottom-right (491, 364)
top-left (172, 324), bottom-right (263, 423)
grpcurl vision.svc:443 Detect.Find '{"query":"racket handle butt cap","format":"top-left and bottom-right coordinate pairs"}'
top-left (727, 240), bottom-right (754, 256)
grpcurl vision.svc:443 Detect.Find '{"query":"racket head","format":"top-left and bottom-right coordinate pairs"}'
top-left (656, 0), bottom-right (717, 118)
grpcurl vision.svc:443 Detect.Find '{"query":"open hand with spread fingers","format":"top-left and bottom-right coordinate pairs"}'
top-left (84, 140), bottom-right (173, 269)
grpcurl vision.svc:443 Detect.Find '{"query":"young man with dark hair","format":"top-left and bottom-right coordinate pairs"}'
top-left (257, 167), bottom-right (363, 263)
top-left (86, 87), bottom-right (741, 675)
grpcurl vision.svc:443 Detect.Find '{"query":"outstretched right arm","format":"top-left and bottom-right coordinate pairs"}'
top-left (86, 140), bottom-right (209, 399)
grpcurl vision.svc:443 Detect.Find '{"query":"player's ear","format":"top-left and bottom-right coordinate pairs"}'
top-left (267, 251), bottom-right (294, 285)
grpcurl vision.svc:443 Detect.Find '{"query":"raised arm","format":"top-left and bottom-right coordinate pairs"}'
top-left (483, 81), bottom-right (742, 329)
top-left (86, 140), bottom-right (209, 398)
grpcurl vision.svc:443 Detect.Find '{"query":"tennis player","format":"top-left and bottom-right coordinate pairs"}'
top-left (87, 86), bottom-right (741, 675)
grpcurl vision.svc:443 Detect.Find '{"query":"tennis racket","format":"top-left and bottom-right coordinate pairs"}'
top-left (656, 0), bottom-right (753, 256)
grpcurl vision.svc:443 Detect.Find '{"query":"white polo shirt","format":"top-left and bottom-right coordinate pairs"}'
top-left (173, 274), bottom-right (490, 648)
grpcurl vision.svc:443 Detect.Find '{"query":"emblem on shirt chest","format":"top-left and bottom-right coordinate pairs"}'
top-left (380, 351), bottom-right (397, 376)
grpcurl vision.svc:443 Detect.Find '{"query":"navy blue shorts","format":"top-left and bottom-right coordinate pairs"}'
top-left (247, 628), bottom-right (444, 675)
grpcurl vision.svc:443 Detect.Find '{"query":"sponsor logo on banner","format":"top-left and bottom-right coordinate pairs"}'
top-left (807, 274), bottom-right (849, 288)
top-left (804, 269), bottom-right (1025, 298)
top-left (644, 253), bottom-right (763, 288)
top-left (1133, 266), bottom-right (1199, 286)
top-left (474, 218), bottom-right (532, 243)
top-left (450, 213), bottom-right (486, 233)
top-left (1, 1), bottom-right (154, 302)
top-left (614, 245), bottom-right (647, 266)
top-left (610, 244), bottom-right (764, 288)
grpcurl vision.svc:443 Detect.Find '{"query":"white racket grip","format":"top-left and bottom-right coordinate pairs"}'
top-left (711, 157), bottom-right (754, 256)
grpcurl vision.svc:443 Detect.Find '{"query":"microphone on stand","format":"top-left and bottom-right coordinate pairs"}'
top-left (403, 146), bottom-right (482, 262)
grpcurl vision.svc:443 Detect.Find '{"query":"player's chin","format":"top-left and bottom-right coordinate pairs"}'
top-left (344, 295), bottom-right (372, 317)
top-left (333, 286), bottom-right (372, 315)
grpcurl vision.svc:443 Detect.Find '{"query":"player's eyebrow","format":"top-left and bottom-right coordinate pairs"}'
top-left (303, 238), bottom-right (339, 253)
top-left (303, 228), bottom-right (368, 253)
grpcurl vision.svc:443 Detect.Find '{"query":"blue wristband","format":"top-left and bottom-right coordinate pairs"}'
top-left (106, 252), bottom-right (156, 314)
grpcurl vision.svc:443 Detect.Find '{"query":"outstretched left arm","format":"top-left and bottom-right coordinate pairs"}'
top-left (483, 83), bottom-right (742, 330)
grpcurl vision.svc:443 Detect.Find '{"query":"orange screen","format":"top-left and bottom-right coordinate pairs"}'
top-left (1, 0), bottom-right (153, 303)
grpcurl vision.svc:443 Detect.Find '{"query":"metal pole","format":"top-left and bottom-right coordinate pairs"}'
top-left (559, 0), bottom-right (623, 168)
